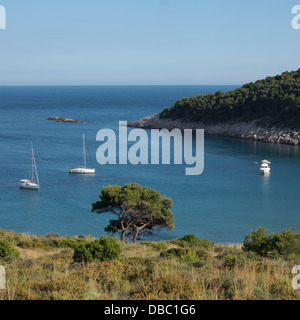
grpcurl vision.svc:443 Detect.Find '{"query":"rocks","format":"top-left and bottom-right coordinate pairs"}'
top-left (128, 113), bottom-right (300, 146)
top-left (46, 117), bottom-right (85, 124)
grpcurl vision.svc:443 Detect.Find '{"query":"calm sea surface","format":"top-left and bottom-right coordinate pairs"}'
top-left (0, 86), bottom-right (299, 243)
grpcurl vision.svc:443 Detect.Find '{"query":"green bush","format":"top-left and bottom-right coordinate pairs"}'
top-left (150, 242), bottom-right (168, 251)
top-left (17, 237), bottom-right (87, 250)
top-left (181, 234), bottom-right (198, 243)
top-left (217, 250), bottom-right (256, 269)
top-left (180, 249), bottom-right (200, 263)
top-left (243, 227), bottom-right (272, 256)
top-left (0, 239), bottom-right (20, 261)
top-left (169, 236), bottom-right (215, 250)
top-left (160, 248), bottom-right (188, 259)
top-left (243, 227), bottom-right (300, 259)
top-left (52, 238), bottom-right (86, 249)
top-left (73, 236), bottom-right (121, 263)
top-left (272, 229), bottom-right (300, 258)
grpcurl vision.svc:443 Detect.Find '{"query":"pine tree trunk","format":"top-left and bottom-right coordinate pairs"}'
top-left (121, 230), bottom-right (125, 242)
top-left (133, 231), bottom-right (138, 244)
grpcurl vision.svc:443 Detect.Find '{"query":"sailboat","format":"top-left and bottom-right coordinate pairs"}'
top-left (69, 133), bottom-right (95, 174)
top-left (19, 143), bottom-right (40, 190)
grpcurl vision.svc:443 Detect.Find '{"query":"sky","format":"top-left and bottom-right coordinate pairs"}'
top-left (0, 0), bottom-right (299, 85)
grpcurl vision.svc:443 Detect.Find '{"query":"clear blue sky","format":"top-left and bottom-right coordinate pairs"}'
top-left (0, 0), bottom-right (299, 85)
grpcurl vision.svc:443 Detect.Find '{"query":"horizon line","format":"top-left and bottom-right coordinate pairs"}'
top-left (0, 84), bottom-right (242, 87)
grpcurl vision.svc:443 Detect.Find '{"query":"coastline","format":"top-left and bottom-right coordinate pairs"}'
top-left (128, 113), bottom-right (300, 146)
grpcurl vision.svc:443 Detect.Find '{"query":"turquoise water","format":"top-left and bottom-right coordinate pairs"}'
top-left (0, 86), bottom-right (299, 243)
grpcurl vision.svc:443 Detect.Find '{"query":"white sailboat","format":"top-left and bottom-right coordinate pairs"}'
top-left (19, 143), bottom-right (40, 190)
top-left (260, 159), bottom-right (271, 174)
top-left (69, 133), bottom-right (95, 174)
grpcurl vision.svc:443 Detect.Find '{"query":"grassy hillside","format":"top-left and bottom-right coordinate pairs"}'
top-left (0, 228), bottom-right (299, 300)
top-left (160, 69), bottom-right (300, 129)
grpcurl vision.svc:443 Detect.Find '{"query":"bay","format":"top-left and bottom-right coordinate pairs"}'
top-left (0, 85), bottom-right (299, 243)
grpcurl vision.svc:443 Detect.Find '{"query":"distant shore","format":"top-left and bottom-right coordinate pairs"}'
top-left (128, 113), bottom-right (300, 146)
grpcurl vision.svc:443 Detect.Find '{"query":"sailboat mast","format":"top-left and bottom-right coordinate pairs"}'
top-left (34, 154), bottom-right (39, 186)
top-left (83, 133), bottom-right (86, 169)
top-left (31, 143), bottom-right (39, 186)
top-left (31, 143), bottom-right (34, 182)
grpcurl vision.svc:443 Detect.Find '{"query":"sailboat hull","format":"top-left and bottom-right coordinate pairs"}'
top-left (69, 167), bottom-right (95, 174)
top-left (19, 180), bottom-right (39, 190)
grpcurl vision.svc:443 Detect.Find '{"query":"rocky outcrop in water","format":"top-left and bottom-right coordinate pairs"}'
top-left (46, 117), bottom-right (85, 124)
top-left (127, 113), bottom-right (300, 145)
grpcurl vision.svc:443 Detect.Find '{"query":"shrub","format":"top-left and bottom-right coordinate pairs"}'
top-left (180, 249), bottom-right (199, 263)
top-left (181, 234), bottom-right (198, 243)
top-left (243, 227), bottom-right (300, 258)
top-left (0, 239), bottom-right (20, 261)
top-left (160, 248), bottom-right (189, 259)
top-left (73, 237), bottom-right (121, 263)
top-left (45, 233), bottom-right (60, 239)
top-left (150, 242), bottom-right (168, 251)
top-left (243, 227), bottom-right (272, 256)
top-left (52, 238), bottom-right (86, 249)
top-left (272, 229), bottom-right (300, 258)
top-left (178, 235), bottom-right (215, 250)
top-left (217, 250), bottom-right (256, 269)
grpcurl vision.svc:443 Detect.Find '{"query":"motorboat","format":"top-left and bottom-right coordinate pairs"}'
top-left (260, 159), bottom-right (271, 174)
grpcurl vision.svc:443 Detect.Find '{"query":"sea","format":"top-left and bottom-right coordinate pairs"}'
top-left (0, 85), bottom-right (299, 244)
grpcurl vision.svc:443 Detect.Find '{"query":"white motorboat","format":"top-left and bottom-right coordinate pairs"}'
top-left (19, 143), bottom-right (40, 190)
top-left (260, 159), bottom-right (271, 174)
top-left (69, 133), bottom-right (95, 174)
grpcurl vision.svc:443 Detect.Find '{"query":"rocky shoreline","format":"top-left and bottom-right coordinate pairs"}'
top-left (127, 113), bottom-right (300, 146)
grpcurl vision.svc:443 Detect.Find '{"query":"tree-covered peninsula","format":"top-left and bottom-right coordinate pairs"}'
top-left (160, 69), bottom-right (300, 129)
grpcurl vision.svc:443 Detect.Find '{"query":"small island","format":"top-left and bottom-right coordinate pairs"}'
top-left (46, 117), bottom-right (85, 124)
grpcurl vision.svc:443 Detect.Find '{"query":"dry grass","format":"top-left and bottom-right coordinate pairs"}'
top-left (0, 229), bottom-right (300, 300)
top-left (18, 247), bottom-right (65, 261)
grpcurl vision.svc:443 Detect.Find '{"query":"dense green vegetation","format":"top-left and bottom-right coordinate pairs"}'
top-left (243, 227), bottom-right (300, 259)
top-left (160, 69), bottom-right (300, 128)
top-left (92, 183), bottom-right (174, 243)
top-left (73, 237), bottom-right (121, 263)
top-left (1, 227), bottom-right (300, 300)
top-left (0, 239), bottom-right (20, 261)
